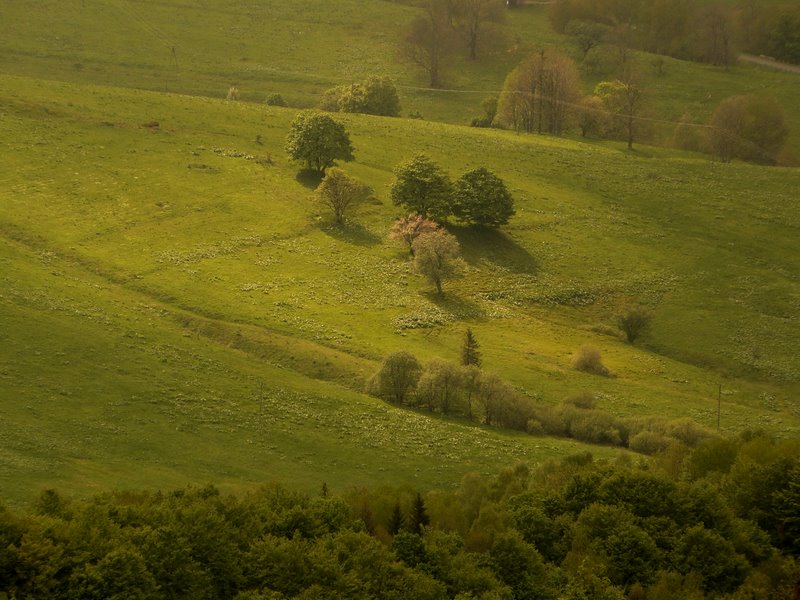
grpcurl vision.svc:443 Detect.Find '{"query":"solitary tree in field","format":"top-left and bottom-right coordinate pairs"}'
top-left (412, 229), bottom-right (463, 294)
top-left (286, 111), bottom-right (354, 173)
top-left (389, 214), bottom-right (440, 255)
top-left (708, 95), bottom-right (788, 164)
top-left (391, 155), bottom-right (453, 221)
top-left (461, 328), bottom-right (482, 367)
top-left (315, 168), bottom-right (371, 225)
top-left (452, 167), bottom-right (514, 227)
top-left (402, 0), bottom-right (457, 88)
top-left (617, 307), bottom-right (652, 343)
top-left (594, 79), bottom-right (645, 150)
top-left (496, 49), bottom-right (581, 135)
top-left (449, 0), bottom-right (506, 60)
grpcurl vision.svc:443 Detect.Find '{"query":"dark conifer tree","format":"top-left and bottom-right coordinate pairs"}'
top-left (409, 493), bottom-right (430, 535)
top-left (388, 502), bottom-right (406, 536)
top-left (461, 328), bottom-right (482, 367)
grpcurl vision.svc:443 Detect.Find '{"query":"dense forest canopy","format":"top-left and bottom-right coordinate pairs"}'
top-left (2, 433), bottom-right (798, 599)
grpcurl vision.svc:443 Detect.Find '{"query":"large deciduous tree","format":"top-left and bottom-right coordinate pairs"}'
top-left (452, 167), bottom-right (514, 227)
top-left (367, 351), bottom-right (422, 405)
top-left (391, 155), bottom-right (453, 221)
top-left (768, 11), bottom-right (800, 65)
top-left (286, 111), bottom-right (354, 173)
top-left (496, 49), bottom-right (581, 135)
top-left (315, 168), bottom-right (371, 225)
top-left (416, 359), bottom-right (464, 414)
top-left (448, 0), bottom-right (506, 60)
top-left (412, 229), bottom-right (463, 295)
top-left (708, 95), bottom-right (789, 165)
top-left (689, 5), bottom-right (736, 68)
top-left (594, 78), bottom-right (645, 150)
top-left (402, 0), bottom-right (457, 88)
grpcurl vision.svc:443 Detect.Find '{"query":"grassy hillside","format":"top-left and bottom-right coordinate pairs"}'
top-left (1, 71), bottom-right (799, 505)
top-left (1, 0), bottom-right (799, 153)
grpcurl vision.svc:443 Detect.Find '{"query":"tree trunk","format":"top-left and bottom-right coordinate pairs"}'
top-left (468, 31), bottom-right (478, 60)
top-left (627, 114), bottom-right (634, 149)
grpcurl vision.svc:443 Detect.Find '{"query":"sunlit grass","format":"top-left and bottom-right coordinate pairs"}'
top-left (1, 62), bottom-right (798, 506)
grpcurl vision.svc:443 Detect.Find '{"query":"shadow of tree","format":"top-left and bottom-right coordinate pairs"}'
top-left (422, 290), bottom-right (486, 322)
top-left (318, 222), bottom-right (382, 247)
top-left (295, 169), bottom-right (323, 189)
top-left (448, 225), bottom-right (539, 275)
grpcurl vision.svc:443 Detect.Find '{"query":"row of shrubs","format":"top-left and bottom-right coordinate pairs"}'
top-left (366, 351), bottom-right (714, 454)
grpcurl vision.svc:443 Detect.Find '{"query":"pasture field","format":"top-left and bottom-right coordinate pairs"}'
top-left (1, 0), bottom-right (799, 153)
top-left (1, 69), bottom-right (799, 506)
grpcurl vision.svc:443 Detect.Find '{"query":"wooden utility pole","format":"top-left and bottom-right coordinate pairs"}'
top-left (717, 383), bottom-right (721, 431)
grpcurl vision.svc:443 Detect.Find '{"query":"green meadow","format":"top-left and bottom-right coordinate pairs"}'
top-left (1, 1), bottom-right (799, 506)
top-left (1, 0), bottom-right (799, 150)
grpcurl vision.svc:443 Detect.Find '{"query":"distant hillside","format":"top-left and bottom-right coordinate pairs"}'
top-left (1, 0), bottom-right (799, 153)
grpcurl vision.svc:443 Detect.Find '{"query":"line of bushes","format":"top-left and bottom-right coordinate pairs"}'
top-left (366, 351), bottom-right (715, 454)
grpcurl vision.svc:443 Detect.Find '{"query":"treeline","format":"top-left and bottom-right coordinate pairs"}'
top-left (739, 4), bottom-right (800, 65)
top-left (482, 46), bottom-right (792, 164)
top-left (548, 0), bottom-right (800, 67)
top-left (2, 432), bottom-right (798, 598)
top-left (366, 349), bottom-right (715, 454)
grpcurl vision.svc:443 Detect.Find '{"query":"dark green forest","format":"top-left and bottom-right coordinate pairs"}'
top-left (2, 432), bottom-right (798, 599)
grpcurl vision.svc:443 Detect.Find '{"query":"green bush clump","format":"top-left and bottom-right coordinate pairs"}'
top-left (320, 75), bottom-right (400, 117)
top-left (628, 430), bottom-right (673, 455)
top-left (573, 347), bottom-right (611, 377)
top-left (564, 392), bottom-right (596, 410)
top-left (266, 93), bottom-right (288, 106)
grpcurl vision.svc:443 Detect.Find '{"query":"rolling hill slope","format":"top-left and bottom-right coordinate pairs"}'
top-left (1, 71), bottom-right (798, 505)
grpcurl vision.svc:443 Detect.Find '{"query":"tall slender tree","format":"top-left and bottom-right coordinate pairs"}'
top-left (461, 328), bottom-right (482, 367)
top-left (409, 493), bottom-right (431, 534)
top-left (388, 502), bottom-right (406, 536)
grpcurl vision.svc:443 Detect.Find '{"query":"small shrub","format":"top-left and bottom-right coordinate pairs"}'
top-left (666, 418), bottom-right (714, 447)
top-left (563, 451), bottom-right (594, 466)
top-left (629, 431), bottom-right (673, 455)
top-left (573, 347), bottom-right (610, 377)
top-left (533, 406), bottom-right (568, 437)
top-left (266, 93), bottom-right (287, 107)
top-left (470, 96), bottom-right (498, 127)
top-left (672, 113), bottom-right (704, 153)
top-left (526, 419), bottom-right (545, 435)
top-left (562, 407), bottom-right (626, 446)
top-left (563, 392), bottom-right (596, 410)
top-left (617, 307), bottom-right (652, 343)
top-left (590, 323), bottom-right (621, 338)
